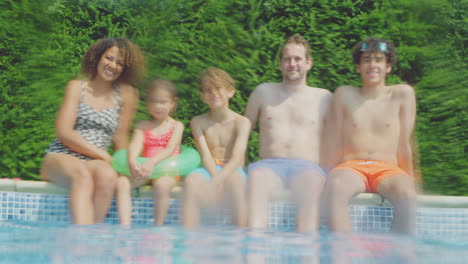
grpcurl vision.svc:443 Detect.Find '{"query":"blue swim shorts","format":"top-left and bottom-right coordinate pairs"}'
top-left (188, 165), bottom-right (247, 181)
top-left (247, 158), bottom-right (326, 184)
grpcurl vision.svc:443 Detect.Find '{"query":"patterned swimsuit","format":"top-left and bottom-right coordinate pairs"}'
top-left (45, 81), bottom-right (121, 161)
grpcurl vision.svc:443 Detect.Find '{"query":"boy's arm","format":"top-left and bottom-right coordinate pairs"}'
top-left (396, 85), bottom-right (416, 177)
top-left (191, 117), bottom-right (218, 178)
top-left (217, 116), bottom-right (251, 180)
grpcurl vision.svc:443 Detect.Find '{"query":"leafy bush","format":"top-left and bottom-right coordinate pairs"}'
top-left (1, 0), bottom-right (466, 195)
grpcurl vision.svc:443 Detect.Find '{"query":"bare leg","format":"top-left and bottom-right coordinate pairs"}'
top-left (116, 176), bottom-right (133, 225)
top-left (247, 168), bottom-right (283, 228)
top-left (41, 154), bottom-right (95, 224)
top-left (182, 173), bottom-right (211, 228)
top-left (86, 160), bottom-right (118, 223)
top-left (377, 174), bottom-right (417, 234)
top-left (153, 176), bottom-right (177, 226)
top-left (225, 171), bottom-right (247, 227)
top-left (324, 169), bottom-right (366, 233)
top-left (289, 171), bottom-right (325, 232)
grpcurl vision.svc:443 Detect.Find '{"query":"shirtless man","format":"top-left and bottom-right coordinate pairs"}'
top-left (183, 67), bottom-right (250, 228)
top-left (245, 34), bottom-right (332, 232)
top-left (324, 37), bottom-right (417, 234)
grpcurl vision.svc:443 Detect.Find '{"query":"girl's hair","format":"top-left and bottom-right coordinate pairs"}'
top-left (280, 34), bottom-right (312, 61)
top-left (352, 37), bottom-right (397, 66)
top-left (198, 67), bottom-right (235, 92)
top-left (147, 79), bottom-right (179, 112)
top-left (81, 37), bottom-right (145, 85)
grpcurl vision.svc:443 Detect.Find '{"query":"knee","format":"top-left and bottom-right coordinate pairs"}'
top-left (393, 184), bottom-right (417, 204)
top-left (293, 174), bottom-right (324, 198)
top-left (183, 175), bottom-right (199, 195)
top-left (70, 167), bottom-right (94, 189)
top-left (117, 176), bottom-right (131, 193)
top-left (153, 177), bottom-right (175, 196)
top-left (302, 172), bottom-right (325, 188)
top-left (94, 166), bottom-right (118, 195)
top-left (225, 173), bottom-right (245, 189)
top-left (325, 175), bottom-right (348, 195)
top-left (247, 168), bottom-right (267, 188)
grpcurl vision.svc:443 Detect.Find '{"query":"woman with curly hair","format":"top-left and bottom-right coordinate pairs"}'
top-left (41, 37), bottom-right (145, 224)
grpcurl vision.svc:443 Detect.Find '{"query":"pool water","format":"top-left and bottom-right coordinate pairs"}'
top-left (1, 221), bottom-right (467, 263)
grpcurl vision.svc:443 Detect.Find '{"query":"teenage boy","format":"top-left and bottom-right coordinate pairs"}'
top-left (324, 37), bottom-right (417, 234)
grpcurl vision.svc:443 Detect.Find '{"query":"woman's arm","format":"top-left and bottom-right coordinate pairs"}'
top-left (113, 83), bottom-right (139, 151)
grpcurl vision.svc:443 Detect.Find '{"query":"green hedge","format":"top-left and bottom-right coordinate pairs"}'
top-left (1, 0), bottom-right (466, 195)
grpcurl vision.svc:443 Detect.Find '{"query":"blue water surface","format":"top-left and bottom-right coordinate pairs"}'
top-left (0, 221), bottom-right (467, 263)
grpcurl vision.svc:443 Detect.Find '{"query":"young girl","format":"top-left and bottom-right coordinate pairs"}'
top-left (116, 79), bottom-right (184, 225)
top-left (40, 37), bottom-right (144, 225)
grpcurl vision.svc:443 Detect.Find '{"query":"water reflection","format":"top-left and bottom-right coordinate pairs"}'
top-left (0, 221), bottom-right (467, 263)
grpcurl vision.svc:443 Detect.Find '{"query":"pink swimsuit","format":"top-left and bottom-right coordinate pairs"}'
top-left (142, 121), bottom-right (180, 158)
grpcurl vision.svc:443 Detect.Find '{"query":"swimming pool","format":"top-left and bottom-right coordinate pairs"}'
top-left (1, 180), bottom-right (468, 263)
top-left (1, 220), bottom-right (468, 263)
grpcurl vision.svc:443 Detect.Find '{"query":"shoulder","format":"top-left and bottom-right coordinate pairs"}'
top-left (62, 80), bottom-right (83, 100)
top-left (307, 86), bottom-right (333, 98)
top-left (334, 85), bottom-right (358, 95)
top-left (248, 83), bottom-right (281, 108)
top-left (333, 85), bottom-right (359, 99)
top-left (190, 114), bottom-right (208, 127)
top-left (391, 84), bottom-right (415, 98)
top-left (135, 120), bottom-right (151, 130)
top-left (251, 82), bottom-right (280, 96)
top-left (234, 113), bottom-right (250, 127)
top-left (64, 79), bottom-right (82, 93)
top-left (118, 82), bottom-right (138, 100)
top-left (173, 119), bottom-right (185, 129)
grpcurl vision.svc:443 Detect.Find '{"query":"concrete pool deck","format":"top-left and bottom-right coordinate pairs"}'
top-left (2, 179), bottom-right (468, 235)
top-left (1, 178), bottom-right (467, 208)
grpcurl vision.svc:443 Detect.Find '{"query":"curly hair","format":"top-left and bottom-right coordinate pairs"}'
top-left (198, 67), bottom-right (235, 92)
top-left (280, 34), bottom-right (312, 61)
top-left (352, 37), bottom-right (397, 66)
top-left (81, 37), bottom-right (145, 86)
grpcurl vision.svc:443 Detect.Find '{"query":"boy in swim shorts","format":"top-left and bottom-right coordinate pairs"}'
top-left (245, 34), bottom-right (332, 232)
top-left (182, 67), bottom-right (250, 228)
top-left (323, 37), bottom-right (417, 234)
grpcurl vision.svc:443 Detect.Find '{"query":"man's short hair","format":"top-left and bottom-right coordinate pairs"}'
top-left (280, 34), bottom-right (312, 60)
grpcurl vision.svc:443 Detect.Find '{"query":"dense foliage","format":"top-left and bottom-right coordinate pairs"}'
top-left (1, 0), bottom-right (466, 195)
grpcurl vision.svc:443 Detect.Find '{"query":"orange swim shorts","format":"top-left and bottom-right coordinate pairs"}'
top-left (331, 160), bottom-right (412, 193)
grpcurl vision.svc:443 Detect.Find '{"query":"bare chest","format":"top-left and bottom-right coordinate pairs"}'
top-left (83, 87), bottom-right (116, 111)
top-left (203, 121), bottom-right (237, 146)
top-left (261, 97), bottom-right (322, 128)
top-left (345, 99), bottom-right (400, 133)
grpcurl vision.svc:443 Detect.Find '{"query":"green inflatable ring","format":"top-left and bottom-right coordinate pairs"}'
top-left (112, 145), bottom-right (201, 179)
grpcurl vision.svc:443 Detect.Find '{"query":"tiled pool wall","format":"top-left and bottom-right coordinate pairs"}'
top-left (1, 190), bottom-right (468, 235)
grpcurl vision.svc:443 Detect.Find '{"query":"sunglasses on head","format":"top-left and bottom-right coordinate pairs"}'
top-left (360, 42), bottom-right (388, 53)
